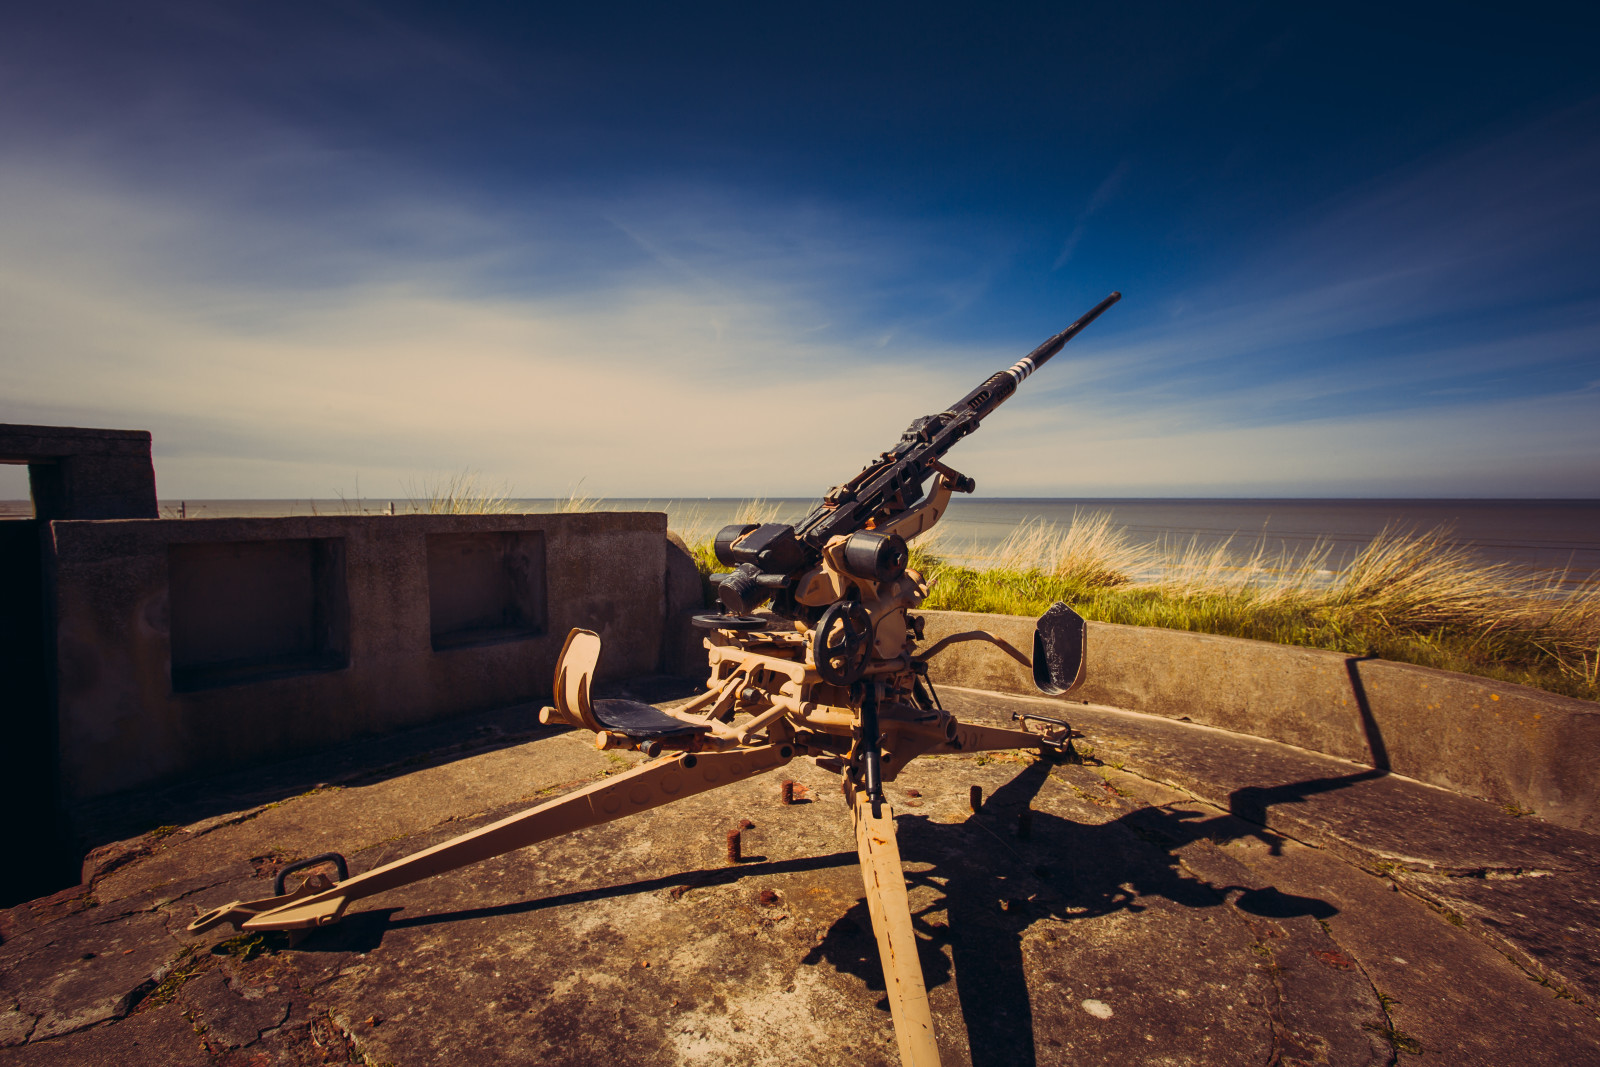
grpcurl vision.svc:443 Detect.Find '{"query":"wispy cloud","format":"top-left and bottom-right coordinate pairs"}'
top-left (0, 159), bottom-right (994, 497)
top-left (1053, 160), bottom-right (1129, 270)
top-left (1, 90), bottom-right (1597, 499)
top-left (1046, 104), bottom-right (1600, 423)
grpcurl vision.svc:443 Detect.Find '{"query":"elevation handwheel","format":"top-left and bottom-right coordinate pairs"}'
top-left (813, 600), bottom-right (873, 685)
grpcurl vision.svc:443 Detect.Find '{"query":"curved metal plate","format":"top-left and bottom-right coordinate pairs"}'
top-left (1032, 601), bottom-right (1086, 695)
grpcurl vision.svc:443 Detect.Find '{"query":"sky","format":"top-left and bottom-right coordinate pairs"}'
top-left (2, 1), bottom-right (1598, 499)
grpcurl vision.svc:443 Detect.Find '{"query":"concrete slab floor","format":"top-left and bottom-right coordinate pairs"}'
top-left (3, 689), bottom-right (1598, 1066)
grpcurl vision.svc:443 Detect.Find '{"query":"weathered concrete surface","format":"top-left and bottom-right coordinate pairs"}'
top-left (918, 609), bottom-right (1600, 834)
top-left (5, 690), bottom-right (1598, 1065)
top-left (1, 422), bottom-right (161, 904)
top-left (0, 424), bottom-right (158, 521)
top-left (660, 532), bottom-right (709, 679)
top-left (49, 511), bottom-right (666, 801)
top-left (943, 688), bottom-right (1600, 1008)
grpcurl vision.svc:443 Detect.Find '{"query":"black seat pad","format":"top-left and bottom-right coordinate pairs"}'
top-left (590, 699), bottom-right (710, 740)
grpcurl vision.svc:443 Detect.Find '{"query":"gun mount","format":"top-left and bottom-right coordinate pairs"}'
top-left (188, 292), bottom-right (1121, 1067)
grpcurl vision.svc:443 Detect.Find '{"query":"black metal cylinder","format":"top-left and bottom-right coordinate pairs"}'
top-left (717, 563), bottom-right (772, 614)
top-left (713, 523), bottom-right (760, 567)
top-left (840, 530), bottom-right (908, 583)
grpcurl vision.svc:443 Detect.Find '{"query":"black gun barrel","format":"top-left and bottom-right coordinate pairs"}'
top-left (951, 291), bottom-right (1121, 421)
top-left (741, 289), bottom-right (1121, 619)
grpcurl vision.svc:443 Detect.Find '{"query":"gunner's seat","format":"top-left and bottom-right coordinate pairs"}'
top-left (538, 628), bottom-right (710, 742)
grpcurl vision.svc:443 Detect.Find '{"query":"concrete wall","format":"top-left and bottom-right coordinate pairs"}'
top-left (50, 512), bottom-right (666, 801)
top-left (0, 424), bottom-right (158, 521)
top-left (916, 610), bottom-right (1600, 834)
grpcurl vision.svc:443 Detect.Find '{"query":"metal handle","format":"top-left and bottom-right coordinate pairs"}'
top-left (274, 852), bottom-right (349, 896)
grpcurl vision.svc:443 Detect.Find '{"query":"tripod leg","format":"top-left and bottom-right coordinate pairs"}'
top-left (229, 744), bottom-right (794, 933)
top-left (852, 789), bottom-right (942, 1067)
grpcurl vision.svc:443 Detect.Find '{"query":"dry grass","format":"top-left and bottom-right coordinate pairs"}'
top-left (732, 498), bottom-right (785, 526)
top-left (551, 479), bottom-right (601, 514)
top-left (403, 470), bottom-right (516, 514)
top-left (910, 517), bottom-right (1600, 701)
top-left (1321, 530), bottom-right (1519, 628)
top-left (985, 513), bottom-right (1154, 588)
top-left (668, 499), bottom-right (784, 550)
top-left (666, 505), bottom-right (715, 548)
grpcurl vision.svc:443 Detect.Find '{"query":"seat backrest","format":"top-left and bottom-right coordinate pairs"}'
top-left (553, 628), bottom-right (603, 731)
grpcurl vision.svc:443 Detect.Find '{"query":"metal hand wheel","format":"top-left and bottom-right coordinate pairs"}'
top-left (690, 613), bottom-right (770, 630)
top-left (813, 600), bottom-right (872, 685)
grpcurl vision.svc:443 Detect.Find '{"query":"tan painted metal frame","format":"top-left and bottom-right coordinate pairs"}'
top-left (188, 472), bottom-right (1076, 1067)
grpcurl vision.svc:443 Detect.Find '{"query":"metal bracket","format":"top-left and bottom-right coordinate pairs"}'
top-left (187, 871), bottom-right (339, 935)
top-left (1010, 711), bottom-right (1081, 756)
top-left (274, 852), bottom-right (349, 896)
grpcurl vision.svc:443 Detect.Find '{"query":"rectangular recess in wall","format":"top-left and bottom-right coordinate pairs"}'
top-left (169, 538), bottom-right (349, 691)
top-left (427, 530), bottom-right (546, 650)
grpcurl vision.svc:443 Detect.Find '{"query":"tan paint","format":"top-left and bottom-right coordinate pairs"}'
top-left (850, 785), bottom-right (942, 1067)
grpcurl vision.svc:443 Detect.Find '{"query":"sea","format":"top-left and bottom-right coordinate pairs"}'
top-left (5, 496), bottom-right (1595, 588)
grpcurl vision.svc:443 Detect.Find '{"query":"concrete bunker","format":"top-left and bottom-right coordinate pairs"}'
top-left (6, 423), bottom-right (1600, 1065)
top-left (0, 421), bottom-right (670, 908)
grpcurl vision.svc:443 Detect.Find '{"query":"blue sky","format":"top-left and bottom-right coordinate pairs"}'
top-left (1, 1), bottom-right (1597, 498)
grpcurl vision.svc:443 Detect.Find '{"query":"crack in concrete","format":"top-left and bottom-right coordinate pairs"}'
top-left (317, 1008), bottom-right (366, 1062)
top-left (1421, 865), bottom-right (1559, 880)
top-left (153, 877), bottom-right (234, 909)
top-left (1326, 930), bottom-right (1404, 1066)
top-left (1224, 906), bottom-right (1293, 1066)
top-left (85, 878), bottom-right (233, 928)
top-left (1363, 854), bottom-right (1578, 878)
top-left (0, 1006), bottom-right (40, 1048)
top-left (1107, 761), bottom-right (1600, 1024)
top-left (1390, 875), bottom-right (1600, 1018)
top-left (181, 804), bottom-right (277, 839)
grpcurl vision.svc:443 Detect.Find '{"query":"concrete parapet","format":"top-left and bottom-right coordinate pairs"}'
top-left (916, 609), bottom-right (1600, 833)
top-left (49, 511), bottom-right (666, 801)
top-left (661, 532), bottom-right (709, 678)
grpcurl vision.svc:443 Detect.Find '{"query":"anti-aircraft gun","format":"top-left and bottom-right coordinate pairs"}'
top-left (700, 291), bottom-right (1121, 799)
top-left (187, 292), bottom-right (1122, 1067)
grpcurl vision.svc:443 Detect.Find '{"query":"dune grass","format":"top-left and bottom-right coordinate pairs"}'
top-left (550, 479), bottom-right (601, 514)
top-left (403, 470), bottom-right (516, 514)
top-left (682, 509), bottom-right (1600, 702)
top-left (914, 521), bottom-right (1600, 702)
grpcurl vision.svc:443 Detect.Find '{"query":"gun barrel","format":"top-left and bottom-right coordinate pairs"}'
top-left (952, 291), bottom-right (1121, 420)
top-left (786, 287), bottom-right (1122, 590)
top-left (1006, 290), bottom-right (1122, 383)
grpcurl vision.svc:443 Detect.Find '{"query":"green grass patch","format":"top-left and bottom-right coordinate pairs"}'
top-left (914, 563), bottom-right (1598, 703)
top-left (214, 932), bottom-right (273, 962)
top-left (143, 947), bottom-right (205, 1009)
